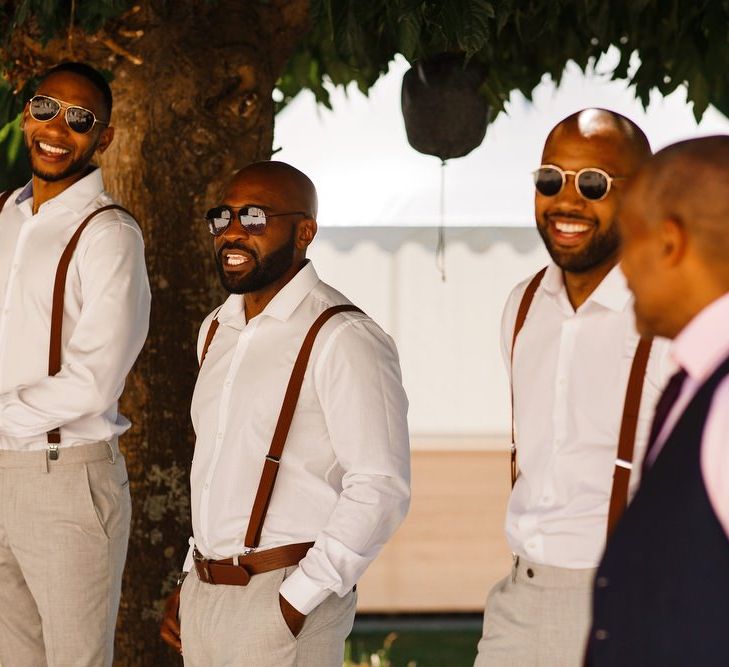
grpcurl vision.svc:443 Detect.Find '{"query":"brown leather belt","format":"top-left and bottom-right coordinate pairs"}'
top-left (193, 541), bottom-right (314, 586)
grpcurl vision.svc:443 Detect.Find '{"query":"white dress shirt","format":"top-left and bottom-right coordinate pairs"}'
top-left (648, 290), bottom-right (729, 538)
top-left (502, 263), bottom-right (672, 568)
top-left (0, 169), bottom-right (150, 450)
top-left (185, 261), bottom-right (411, 614)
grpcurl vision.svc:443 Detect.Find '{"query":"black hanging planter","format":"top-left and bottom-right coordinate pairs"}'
top-left (401, 53), bottom-right (490, 161)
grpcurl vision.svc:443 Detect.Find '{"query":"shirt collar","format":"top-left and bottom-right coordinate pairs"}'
top-left (540, 261), bottom-right (631, 313)
top-left (14, 180), bottom-right (33, 204)
top-left (13, 167), bottom-right (105, 215)
top-left (217, 261), bottom-right (320, 328)
top-left (671, 290), bottom-right (729, 383)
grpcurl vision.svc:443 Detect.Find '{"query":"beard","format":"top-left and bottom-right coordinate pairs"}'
top-left (25, 136), bottom-right (97, 183)
top-left (215, 228), bottom-right (296, 294)
top-left (537, 215), bottom-right (621, 274)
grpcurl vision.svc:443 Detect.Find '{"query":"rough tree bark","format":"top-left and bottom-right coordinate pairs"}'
top-left (83, 2), bottom-right (310, 664)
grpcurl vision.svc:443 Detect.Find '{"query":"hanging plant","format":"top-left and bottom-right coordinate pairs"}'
top-left (401, 53), bottom-right (490, 161)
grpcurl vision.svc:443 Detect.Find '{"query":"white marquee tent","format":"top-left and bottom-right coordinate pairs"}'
top-left (272, 51), bottom-right (729, 441)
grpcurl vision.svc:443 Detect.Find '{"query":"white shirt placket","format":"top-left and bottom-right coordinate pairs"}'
top-left (199, 320), bottom-right (258, 548)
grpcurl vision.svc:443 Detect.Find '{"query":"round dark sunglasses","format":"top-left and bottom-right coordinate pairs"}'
top-left (28, 95), bottom-right (109, 135)
top-left (533, 164), bottom-right (625, 202)
top-left (205, 205), bottom-right (307, 236)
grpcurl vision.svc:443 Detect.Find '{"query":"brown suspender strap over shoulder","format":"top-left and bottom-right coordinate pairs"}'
top-left (46, 204), bottom-right (132, 453)
top-left (606, 336), bottom-right (653, 537)
top-left (510, 267), bottom-right (654, 533)
top-left (0, 190), bottom-right (11, 213)
top-left (244, 304), bottom-right (363, 549)
top-left (510, 267), bottom-right (547, 487)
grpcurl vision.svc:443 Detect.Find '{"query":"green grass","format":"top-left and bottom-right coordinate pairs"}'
top-left (345, 615), bottom-right (481, 667)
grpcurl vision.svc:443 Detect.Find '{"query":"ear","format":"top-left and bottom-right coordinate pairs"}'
top-left (296, 217), bottom-right (317, 251)
top-left (95, 125), bottom-right (115, 154)
top-left (659, 217), bottom-right (687, 268)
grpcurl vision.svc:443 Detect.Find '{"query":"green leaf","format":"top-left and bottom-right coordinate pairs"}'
top-left (0, 113), bottom-right (31, 191)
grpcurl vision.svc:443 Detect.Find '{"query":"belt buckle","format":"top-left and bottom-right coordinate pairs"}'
top-left (193, 548), bottom-right (212, 583)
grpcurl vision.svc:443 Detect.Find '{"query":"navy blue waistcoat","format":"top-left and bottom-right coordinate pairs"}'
top-left (588, 353), bottom-right (729, 667)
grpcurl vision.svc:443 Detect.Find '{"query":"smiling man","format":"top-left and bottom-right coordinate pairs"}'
top-left (0, 62), bottom-right (150, 666)
top-left (160, 161), bottom-right (410, 666)
top-left (474, 109), bottom-right (671, 666)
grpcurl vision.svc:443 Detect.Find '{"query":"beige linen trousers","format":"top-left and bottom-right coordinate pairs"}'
top-left (180, 564), bottom-right (357, 666)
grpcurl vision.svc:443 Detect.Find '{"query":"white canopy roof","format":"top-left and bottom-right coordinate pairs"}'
top-left (274, 49), bottom-right (729, 228)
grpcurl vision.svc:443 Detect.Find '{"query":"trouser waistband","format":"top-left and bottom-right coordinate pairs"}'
top-left (0, 440), bottom-right (120, 471)
top-left (511, 555), bottom-right (596, 588)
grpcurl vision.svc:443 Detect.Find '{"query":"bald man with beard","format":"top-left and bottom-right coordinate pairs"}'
top-left (474, 110), bottom-right (673, 666)
top-left (588, 136), bottom-right (729, 666)
top-left (160, 161), bottom-right (410, 666)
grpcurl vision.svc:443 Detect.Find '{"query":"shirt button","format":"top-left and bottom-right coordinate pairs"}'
top-left (204, 483), bottom-right (210, 490)
top-left (216, 433), bottom-right (223, 440)
top-left (596, 576), bottom-right (609, 588)
top-left (224, 379), bottom-right (232, 388)
top-left (595, 629), bottom-right (609, 641)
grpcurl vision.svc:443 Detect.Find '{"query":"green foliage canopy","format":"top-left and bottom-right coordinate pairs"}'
top-left (2, 0), bottom-right (729, 189)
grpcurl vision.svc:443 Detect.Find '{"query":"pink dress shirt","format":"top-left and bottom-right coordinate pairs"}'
top-left (649, 290), bottom-right (729, 538)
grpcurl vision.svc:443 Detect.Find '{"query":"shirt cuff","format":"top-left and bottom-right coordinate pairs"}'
top-left (182, 538), bottom-right (194, 573)
top-left (278, 566), bottom-right (332, 615)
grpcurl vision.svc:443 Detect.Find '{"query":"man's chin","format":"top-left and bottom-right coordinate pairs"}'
top-left (30, 160), bottom-right (86, 184)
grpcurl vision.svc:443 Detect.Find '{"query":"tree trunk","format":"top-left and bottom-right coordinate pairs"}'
top-left (95, 2), bottom-right (310, 664)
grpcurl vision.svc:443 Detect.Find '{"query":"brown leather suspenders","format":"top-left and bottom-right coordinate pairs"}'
top-left (606, 336), bottom-right (652, 536)
top-left (199, 303), bottom-right (363, 550)
top-left (0, 190), bottom-right (11, 212)
top-left (510, 267), bottom-right (547, 487)
top-left (510, 267), bottom-right (653, 536)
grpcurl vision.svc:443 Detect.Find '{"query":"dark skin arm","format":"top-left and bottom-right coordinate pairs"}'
top-left (160, 585), bottom-right (183, 654)
top-left (279, 593), bottom-right (307, 637)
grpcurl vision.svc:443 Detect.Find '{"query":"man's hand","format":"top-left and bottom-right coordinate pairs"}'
top-left (160, 585), bottom-right (183, 654)
top-left (279, 593), bottom-right (306, 638)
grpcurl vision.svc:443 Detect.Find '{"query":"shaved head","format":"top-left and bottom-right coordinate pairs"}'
top-left (228, 160), bottom-right (318, 220)
top-left (544, 108), bottom-right (651, 168)
top-left (213, 160), bottom-right (318, 302)
top-left (535, 109), bottom-right (651, 301)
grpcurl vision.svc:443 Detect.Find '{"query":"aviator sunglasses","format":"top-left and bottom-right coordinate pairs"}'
top-left (205, 205), bottom-right (307, 236)
top-left (533, 164), bottom-right (625, 202)
top-left (28, 94), bottom-right (109, 134)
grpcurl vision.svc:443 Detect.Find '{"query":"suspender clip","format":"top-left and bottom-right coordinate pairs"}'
top-left (48, 444), bottom-right (59, 461)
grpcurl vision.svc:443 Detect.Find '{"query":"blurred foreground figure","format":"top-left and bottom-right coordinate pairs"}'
top-left (474, 109), bottom-right (672, 666)
top-left (160, 161), bottom-right (411, 666)
top-left (0, 62), bottom-right (150, 666)
top-left (589, 136), bottom-right (729, 666)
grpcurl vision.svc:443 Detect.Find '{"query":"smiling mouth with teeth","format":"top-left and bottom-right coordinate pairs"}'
top-left (555, 221), bottom-right (591, 234)
top-left (226, 254), bottom-right (249, 266)
top-left (37, 141), bottom-right (70, 156)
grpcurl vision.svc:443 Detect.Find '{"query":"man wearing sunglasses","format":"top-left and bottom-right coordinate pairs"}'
top-left (474, 109), bottom-right (672, 666)
top-left (0, 62), bottom-right (150, 666)
top-left (159, 161), bottom-right (410, 666)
